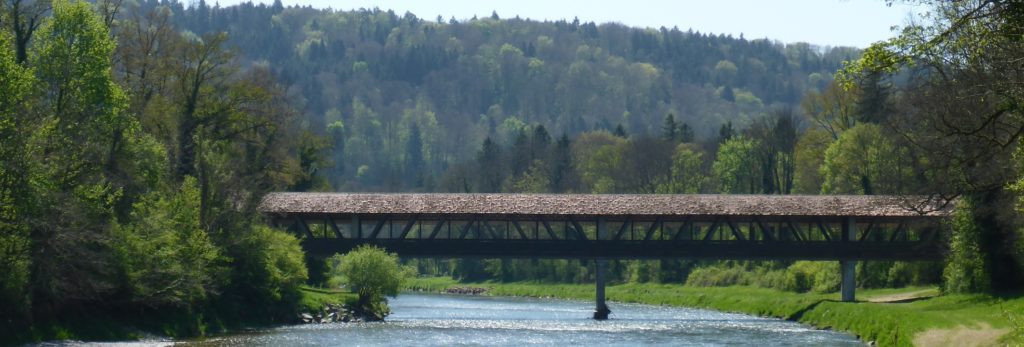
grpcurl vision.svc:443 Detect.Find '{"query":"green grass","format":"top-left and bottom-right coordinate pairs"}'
top-left (298, 285), bottom-right (358, 313)
top-left (405, 277), bottom-right (1024, 346)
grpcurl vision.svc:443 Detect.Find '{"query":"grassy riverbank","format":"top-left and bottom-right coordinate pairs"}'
top-left (405, 277), bottom-right (1024, 346)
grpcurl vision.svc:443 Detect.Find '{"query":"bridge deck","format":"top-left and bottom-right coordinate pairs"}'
top-left (259, 193), bottom-right (952, 261)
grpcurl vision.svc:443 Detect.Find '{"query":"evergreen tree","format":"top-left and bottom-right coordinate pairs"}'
top-left (549, 133), bottom-right (573, 192)
top-left (661, 113), bottom-right (678, 141)
top-left (476, 137), bottom-right (503, 192)
top-left (721, 85), bottom-right (736, 102)
top-left (718, 121), bottom-right (735, 143)
top-left (679, 123), bottom-right (695, 143)
top-left (404, 124), bottom-right (425, 187)
top-left (613, 123), bottom-right (628, 138)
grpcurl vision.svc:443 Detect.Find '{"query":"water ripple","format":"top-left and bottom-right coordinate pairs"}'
top-left (177, 293), bottom-right (862, 347)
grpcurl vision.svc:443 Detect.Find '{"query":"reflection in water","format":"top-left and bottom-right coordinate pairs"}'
top-left (182, 293), bottom-right (862, 346)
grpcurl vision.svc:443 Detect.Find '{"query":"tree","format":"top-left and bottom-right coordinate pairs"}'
top-left (111, 177), bottom-right (223, 308)
top-left (943, 198), bottom-right (990, 293)
top-left (549, 133), bottom-right (573, 192)
top-left (572, 131), bottom-right (625, 193)
top-left (718, 121), bottom-right (735, 143)
top-left (171, 31), bottom-right (235, 180)
top-left (3, 0), bottom-right (50, 64)
top-left (114, 4), bottom-right (176, 120)
top-left (793, 129), bottom-right (833, 194)
top-left (800, 81), bottom-right (857, 140)
top-left (661, 113), bottom-right (678, 142)
top-left (820, 123), bottom-right (914, 195)
top-left (27, 0), bottom-right (134, 316)
top-left (0, 28), bottom-right (34, 322)
top-left (747, 108), bottom-right (799, 194)
top-left (613, 123), bottom-right (627, 138)
top-left (657, 143), bottom-right (704, 193)
top-left (713, 137), bottom-right (759, 193)
top-left (328, 245), bottom-right (410, 320)
top-left (679, 122), bottom-right (694, 143)
top-left (476, 137), bottom-right (503, 192)
top-left (404, 123), bottom-right (425, 186)
top-left (843, 0), bottom-right (1024, 288)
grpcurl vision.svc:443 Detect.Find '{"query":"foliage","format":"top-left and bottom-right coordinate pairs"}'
top-left (820, 123), bottom-right (913, 195)
top-left (783, 261), bottom-right (840, 293)
top-left (111, 177), bottom-right (223, 307)
top-left (25, 0), bottom-right (132, 317)
top-left (327, 245), bottom-right (412, 319)
top-left (792, 129), bottom-right (832, 194)
top-left (0, 27), bottom-right (34, 323)
top-left (684, 262), bottom-right (786, 289)
top-left (943, 198), bottom-right (991, 294)
top-left (0, 1), bottom-right (319, 341)
top-left (124, 0), bottom-right (865, 192)
top-left (232, 225), bottom-right (308, 303)
top-left (712, 137), bottom-right (758, 193)
top-left (657, 143), bottom-right (705, 193)
top-left (844, 0), bottom-right (1024, 289)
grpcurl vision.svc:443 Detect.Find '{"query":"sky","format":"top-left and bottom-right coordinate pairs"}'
top-left (213, 0), bottom-right (921, 48)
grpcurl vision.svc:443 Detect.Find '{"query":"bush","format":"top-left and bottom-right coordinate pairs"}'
top-left (683, 262), bottom-right (787, 289)
top-left (783, 261), bottom-right (839, 293)
top-left (326, 245), bottom-right (412, 320)
top-left (235, 225), bottom-right (308, 303)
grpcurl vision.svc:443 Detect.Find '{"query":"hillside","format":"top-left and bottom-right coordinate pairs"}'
top-left (138, 0), bottom-right (859, 190)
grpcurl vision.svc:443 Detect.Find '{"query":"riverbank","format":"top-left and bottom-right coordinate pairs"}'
top-left (2, 286), bottom-right (356, 346)
top-left (405, 277), bottom-right (1024, 346)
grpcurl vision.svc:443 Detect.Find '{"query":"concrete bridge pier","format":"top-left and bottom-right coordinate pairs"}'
top-left (594, 217), bottom-right (611, 320)
top-left (594, 258), bottom-right (611, 320)
top-left (840, 217), bottom-right (856, 302)
top-left (841, 260), bottom-right (856, 302)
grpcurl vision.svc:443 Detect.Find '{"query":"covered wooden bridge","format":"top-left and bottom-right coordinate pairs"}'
top-left (258, 193), bottom-right (953, 318)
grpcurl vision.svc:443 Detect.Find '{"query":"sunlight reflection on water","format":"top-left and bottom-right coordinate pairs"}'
top-left (175, 293), bottom-right (862, 347)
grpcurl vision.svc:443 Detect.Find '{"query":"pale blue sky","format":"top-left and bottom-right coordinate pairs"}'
top-left (214, 0), bottom-right (920, 48)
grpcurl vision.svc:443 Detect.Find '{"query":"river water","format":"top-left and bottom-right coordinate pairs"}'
top-left (182, 293), bottom-right (861, 346)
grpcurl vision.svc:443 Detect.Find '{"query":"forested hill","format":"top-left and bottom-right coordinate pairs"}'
top-left (142, 0), bottom-right (859, 167)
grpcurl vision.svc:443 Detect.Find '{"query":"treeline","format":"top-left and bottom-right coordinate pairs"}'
top-left (403, 104), bottom-right (938, 290)
top-left (108, 0), bottom-right (1023, 295)
top-left (0, 0), bottom-right (314, 338)
top-left (142, 0), bottom-right (861, 192)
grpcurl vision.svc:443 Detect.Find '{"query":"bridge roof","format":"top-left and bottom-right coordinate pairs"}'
top-left (258, 193), bottom-right (952, 218)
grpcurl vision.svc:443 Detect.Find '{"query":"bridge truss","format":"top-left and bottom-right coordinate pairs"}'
top-left (260, 193), bottom-right (952, 308)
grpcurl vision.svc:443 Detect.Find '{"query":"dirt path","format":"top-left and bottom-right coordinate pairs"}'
top-left (913, 323), bottom-right (1009, 347)
top-left (866, 289), bottom-right (938, 303)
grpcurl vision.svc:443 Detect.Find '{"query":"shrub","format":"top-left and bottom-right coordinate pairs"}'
top-left (783, 261), bottom-right (839, 293)
top-left (326, 245), bottom-right (412, 320)
top-left (237, 225), bottom-right (308, 303)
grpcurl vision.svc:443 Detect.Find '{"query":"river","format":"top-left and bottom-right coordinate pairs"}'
top-left (181, 293), bottom-right (861, 346)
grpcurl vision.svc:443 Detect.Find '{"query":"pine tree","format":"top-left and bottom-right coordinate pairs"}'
top-left (680, 123), bottom-right (695, 143)
top-left (613, 123), bottom-right (628, 138)
top-left (718, 121), bottom-right (735, 143)
top-left (661, 113), bottom-right (678, 141)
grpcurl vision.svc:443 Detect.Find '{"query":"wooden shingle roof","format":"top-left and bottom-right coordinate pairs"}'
top-left (258, 193), bottom-right (953, 218)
